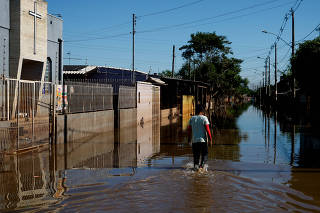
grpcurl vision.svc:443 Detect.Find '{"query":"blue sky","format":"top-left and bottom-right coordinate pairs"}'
top-left (47, 0), bottom-right (320, 87)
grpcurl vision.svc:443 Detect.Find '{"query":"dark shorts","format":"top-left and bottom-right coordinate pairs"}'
top-left (192, 142), bottom-right (208, 167)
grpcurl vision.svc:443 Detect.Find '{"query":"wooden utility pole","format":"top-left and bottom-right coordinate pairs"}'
top-left (172, 45), bottom-right (175, 77)
top-left (188, 58), bottom-right (191, 80)
top-left (262, 75), bottom-right (264, 96)
top-left (291, 8), bottom-right (295, 99)
top-left (265, 60), bottom-right (267, 96)
top-left (259, 81), bottom-right (262, 106)
top-left (268, 56), bottom-right (271, 97)
top-left (132, 14), bottom-right (136, 83)
top-left (275, 43), bottom-right (277, 101)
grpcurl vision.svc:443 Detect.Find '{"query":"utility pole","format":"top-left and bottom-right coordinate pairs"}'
top-left (317, 27), bottom-right (320, 37)
top-left (262, 75), bottom-right (264, 95)
top-left (259, 81), bottom-right (262, 106)
top-left (172, 45), bottom-right (175, 78)
top-left (193, 62), bottom-right (196, 82)
top-left (291, 8), bottom-right (295, 99)
top-left (188, 58), bottom-right (191, 80)
top-left (132, 13), bottom-right (136, 83)
top-left (265, 60), bottom-right (267, 96)
top-left (268, 56), bottom-right (271, 98)
top-left (275, 43), bottom-right (277, 102)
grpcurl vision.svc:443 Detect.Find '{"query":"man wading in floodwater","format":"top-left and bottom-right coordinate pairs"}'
top-left (188, 105), bottom-right (212, 171)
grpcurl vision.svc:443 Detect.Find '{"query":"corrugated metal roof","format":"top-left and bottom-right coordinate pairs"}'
top-left (63, 65), bottom-right (148, 75)
top-left (64, 66), bottom-right (97, 74)
top-left (148, 77), bottom-right (167, 85)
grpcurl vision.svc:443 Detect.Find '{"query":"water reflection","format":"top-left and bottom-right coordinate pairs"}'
top-left (0, 149), bottom-right (55, 209)
top-left (1, 104), bottom-right (320, 212)
top-left (257, 104), bottom-right (320, 168)
top-left (0, 108), bottom-right (161, 211)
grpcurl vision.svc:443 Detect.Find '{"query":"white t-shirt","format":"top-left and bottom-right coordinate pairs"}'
top-left (188, 115), bottom-right (210, 143)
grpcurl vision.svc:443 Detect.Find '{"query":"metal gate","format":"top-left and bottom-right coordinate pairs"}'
top-left (0, 78), bottom-right (54, 151)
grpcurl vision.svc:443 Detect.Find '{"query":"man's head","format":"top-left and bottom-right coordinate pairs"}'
top-left (195, 105), bottom-right (205, 115)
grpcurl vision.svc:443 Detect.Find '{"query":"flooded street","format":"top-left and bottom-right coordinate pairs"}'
top-left (1, 105), bottom-right (320, 212)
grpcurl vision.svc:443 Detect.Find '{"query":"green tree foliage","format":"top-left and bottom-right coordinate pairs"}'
top-left (291, 37), bottom-right (320, 94)
top-left (176, 62), bottom-right (190, 79)
top-left (160, 69), bottom-right (173, 77)
top-left (179, 32), bottom-right (250, 98)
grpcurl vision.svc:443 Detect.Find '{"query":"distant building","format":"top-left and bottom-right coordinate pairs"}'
top-left (63, 65), bottom-right (148, 83)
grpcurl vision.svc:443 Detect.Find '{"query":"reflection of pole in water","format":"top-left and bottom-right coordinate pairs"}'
top-left (49, 143), bottom-right (56, 193)
top-left (267, 111), bottom-right (270, 149)
top-left (64, 142), bottom-right (68, 170)
top-left (264, 111), bottom-right (267, 147)
top-left (273, 112), bottom-right (277, 164)
top-left (290, 124), bottom-right (295, 165)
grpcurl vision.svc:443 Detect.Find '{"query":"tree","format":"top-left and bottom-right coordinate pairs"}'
top-left (179, 32), bottom-right (250, 99)
top-left (176, 62), bottom-right (191, 79)
top-left (180, 32), bottom-right (232, 62)
top-left (291, 37), bottom-right (320, 94)
top-left (160, 69), bottom-right (173, 77)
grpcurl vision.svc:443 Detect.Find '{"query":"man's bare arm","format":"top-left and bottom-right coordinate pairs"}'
top-left (205, 124), bottom-right (212, 145)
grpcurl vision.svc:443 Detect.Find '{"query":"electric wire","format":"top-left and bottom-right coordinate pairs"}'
top-left (64, 0), bottom-right (206, 37)
top-left (64, 32), bottom-right (130, 43)
top-left (65, 0), bottom-right (292, 43)
top-left (297, 23), bottom-right (320, 42)
top-left (137, 0), bottom-right (291, 34)
top-left (137, 0), bottom-right (205, 18)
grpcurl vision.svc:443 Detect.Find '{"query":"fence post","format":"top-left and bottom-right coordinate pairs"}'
top-left (51, 83), bottom-right (56, 144)
top-left (6, 79), bottom-right (9, 120)
top-left (32, 82), bottom-right (35, 142)
top-left (102, 85), bottom-right (105, 110)
top-left (1, 76), bottom-right (3, 120)
top-left (16, 80), bottom-right (20, 150)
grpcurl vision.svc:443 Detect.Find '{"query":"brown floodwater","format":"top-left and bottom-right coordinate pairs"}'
top-left (1, 105), bottom-right (320, 212)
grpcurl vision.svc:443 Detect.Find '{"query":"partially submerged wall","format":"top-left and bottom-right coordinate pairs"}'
top-left (56, 110), bottom-right (114, 144)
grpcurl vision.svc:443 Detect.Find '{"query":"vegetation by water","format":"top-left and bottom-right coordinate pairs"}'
top-left (210, 103), bottom-right (251, 129)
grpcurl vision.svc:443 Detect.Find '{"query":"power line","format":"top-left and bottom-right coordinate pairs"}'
top-left (241, 43), bottom-right (288, 61)
top-left (64, 0), bottom-right (292, 42)
top-left (265, 0), bottom-right (303, 59)
top-left (64, 0), bottom-right (206, 37)
top-left (297, 23), bottom-right (320, 42)
top-left (137, 0), bottom-right (289, 34)
top-left (170, 1), bottom-right (295, 33)
top-left (278, 47), bottom-right (291, 65)
top-left (64, 32), bottom-right (130, 43)
top-left (137, 0), bottom-right (205, 18)
top-left (64, 21), bottom-right (131, 36)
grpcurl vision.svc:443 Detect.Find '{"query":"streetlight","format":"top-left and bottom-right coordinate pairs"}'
top-left (262, 30), bottom-right (291, 47)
